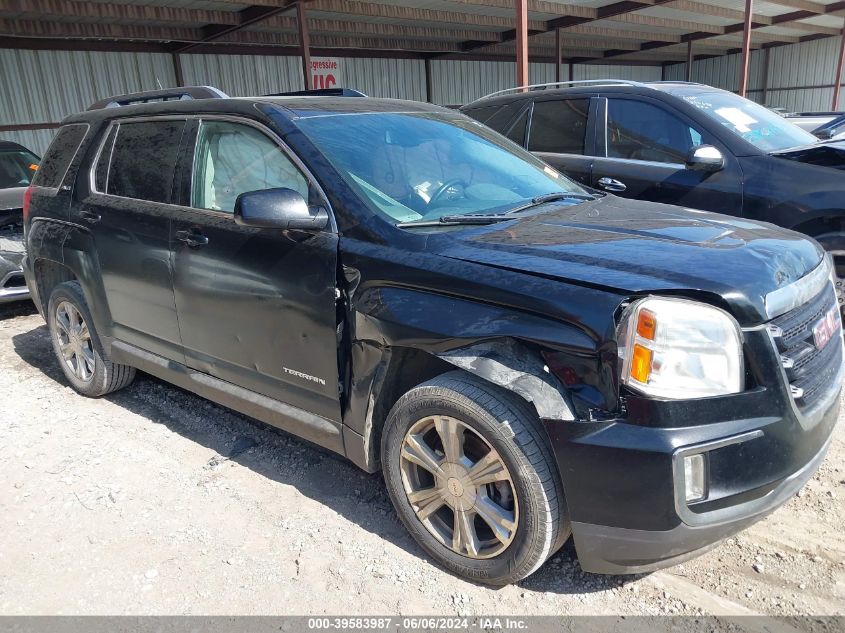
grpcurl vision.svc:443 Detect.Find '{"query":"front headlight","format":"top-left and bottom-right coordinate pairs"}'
top-left (617, 297), bottom-right (744, 399)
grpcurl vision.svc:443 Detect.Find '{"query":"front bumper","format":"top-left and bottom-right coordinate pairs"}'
top-left (544, 324), bottom-right (842, 575)
top-left (570, 432), bottom-right (832, 574)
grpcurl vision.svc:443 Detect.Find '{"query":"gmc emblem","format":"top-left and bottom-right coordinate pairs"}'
top-left (813, 306), bottom-right (842, 351)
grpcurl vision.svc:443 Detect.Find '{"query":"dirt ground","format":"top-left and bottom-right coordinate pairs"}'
top-left (0, 301), bottom-right (843, 617)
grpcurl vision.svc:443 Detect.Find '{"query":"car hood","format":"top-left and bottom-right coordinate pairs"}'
top-left (434, 195), bottom-right (824, 324)
top-left (0, 186), bottom-right (25, 212)
top-left (770, 139), bottom-right (845, 170)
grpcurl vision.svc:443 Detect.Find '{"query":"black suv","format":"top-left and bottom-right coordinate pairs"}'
top-left (22, 87), bottom-right (843, 585)
top-left (461, 80), bottom-right (845, 315)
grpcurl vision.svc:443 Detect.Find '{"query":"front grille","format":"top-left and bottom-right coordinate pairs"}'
top-left (769, 284), bottom-right (842, 412)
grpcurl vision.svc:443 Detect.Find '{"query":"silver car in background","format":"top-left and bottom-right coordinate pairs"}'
top-left (0, 140), bottom-right (39, 304)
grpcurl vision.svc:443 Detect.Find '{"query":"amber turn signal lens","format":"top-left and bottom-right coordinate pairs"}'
top-left (28, 163), bottom-right (38, 171)
top-left (630, 343), bottom-right (653, 383)
top-left (636, 308), bottom-right (657, 340)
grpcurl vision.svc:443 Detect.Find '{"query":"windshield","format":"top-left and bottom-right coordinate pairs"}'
top-left (293, 111), bottom-right (587, 225)
top-left (678, 90), bottom-right (818, 152)
top-left (0, 149), bottom-right (39, 189)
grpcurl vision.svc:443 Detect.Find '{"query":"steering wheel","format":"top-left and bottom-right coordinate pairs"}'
top-left (429, 178), bottom-right (466, 206)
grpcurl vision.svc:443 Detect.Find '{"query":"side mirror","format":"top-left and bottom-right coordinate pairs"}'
top-left (685, 145), bottom-right (725, 172)
top-left (234, 188), bottom-right (329, 231)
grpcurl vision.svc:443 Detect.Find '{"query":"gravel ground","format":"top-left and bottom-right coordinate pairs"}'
top-left (1, 301), bottom-right (843, 616)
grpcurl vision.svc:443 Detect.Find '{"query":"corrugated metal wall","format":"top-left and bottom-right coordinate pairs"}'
top-left (4, 34), bottom-right (843, 155)
top-left (180, 53), bottom-right (303, 96)
top-left (0, 48), bottom-right (175, 155)
top-left (430, 60), bottom-right (554, 105)
top-left (665, 36), bottom-right (844, 112)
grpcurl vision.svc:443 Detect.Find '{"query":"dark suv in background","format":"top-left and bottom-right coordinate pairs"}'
top-left (461, 80), bottom-right (845, 316)
top-left (22, 86), bottom-right (843, 585)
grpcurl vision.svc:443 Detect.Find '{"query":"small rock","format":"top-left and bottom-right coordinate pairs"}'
top-left (799, 583), bottom-right (806, 590)
top-left (753, 563), bottom-right (764, 574)
top-left (144, 569), bottom-right (158, 580)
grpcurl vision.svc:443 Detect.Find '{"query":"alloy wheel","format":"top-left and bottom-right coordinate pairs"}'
top-left (54, 301), bottom-right (95, 383)
top-left (399, 415), bottom-right (519, 559)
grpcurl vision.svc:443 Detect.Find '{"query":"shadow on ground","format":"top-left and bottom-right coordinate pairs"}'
top-left (11, 321), bottom-right (644, 595)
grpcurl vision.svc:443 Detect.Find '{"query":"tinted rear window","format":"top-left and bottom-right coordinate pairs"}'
top-left (32, 124), bottom-right (88, 188)
top-left (106, 120), bottom-right (185, 203)
top-left (528, 99), bottom-right (590, 154)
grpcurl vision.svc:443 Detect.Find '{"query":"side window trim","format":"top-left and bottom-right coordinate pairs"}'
top-left (184, 114), bottom-right (337, 233)
top-left (89, 122), bottom-right (118, 194)
top-left (502, 102), bottom-right (531, 148)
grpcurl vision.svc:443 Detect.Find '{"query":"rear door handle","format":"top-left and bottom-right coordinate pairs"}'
top-left (79, 210), bottom-right (101, 224)
top-left (175, 229), bottom-right (209, 248)
top-left (597, 177), bottom-right (627, 193)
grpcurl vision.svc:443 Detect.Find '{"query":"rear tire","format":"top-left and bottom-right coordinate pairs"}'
top-left (47, 281), bottom-right (135, 397)
top-left (381, 370), bottom-right (570, 585)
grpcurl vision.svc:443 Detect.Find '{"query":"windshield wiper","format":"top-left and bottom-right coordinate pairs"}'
top-left (505, 192), bottom-right (595, 215)
top-left (397, 214), bottom-right (513, 228)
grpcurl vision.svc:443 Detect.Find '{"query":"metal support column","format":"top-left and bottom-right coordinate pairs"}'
top-left (555, 27), bottom-right (562, 83)
top-left (739, 0), bottom-right (754, 97)
top-left (686, 41), bottom-right (693, 82)
top-left (424, 57), bottom-right (433, 104)
top-left (761, 47), bottom-right (771, 105)
top-left (515, 0), bottom-right (529, 89)
top-left (833, 26), bottom-right (845, 110)
top-left (296, 1), bottom-right (312, 91)
top-left (172, 52), bottom-right (184, 87)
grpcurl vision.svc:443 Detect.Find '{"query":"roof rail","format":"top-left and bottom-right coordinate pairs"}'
top-left (476, 79), bottom-right (647, 101)
top-left (266, 88), bottom-right (367, 97)
top-left (87, 86), bottom-right (229, 111)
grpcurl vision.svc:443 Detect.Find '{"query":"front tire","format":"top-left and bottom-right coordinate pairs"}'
top-left (47, 281), bottom-right (135, 397)
top-left (381, 371), bottom-right (570, 585)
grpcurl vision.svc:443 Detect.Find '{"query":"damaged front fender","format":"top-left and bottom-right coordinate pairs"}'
top-left (437, 339), bottom-right (575, 421)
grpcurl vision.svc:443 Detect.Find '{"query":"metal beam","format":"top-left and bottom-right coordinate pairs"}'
top-left (516, 0), bottom-right (529, 89)
top-left (592, 1), bottom-right (845, 64)
top-left (458, 0), bottom-right (675, 54)
top-left (0, 0), bottom-right (240, 26)
top-left (174, 1), bottom-right (303, 54)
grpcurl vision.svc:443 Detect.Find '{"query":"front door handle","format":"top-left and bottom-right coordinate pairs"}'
top-left (597, 177), bottom-right (627, 193)
top-left (79, 210), bottom-right (101, 224)
top-left (175, 229), bottom-right (209, 248)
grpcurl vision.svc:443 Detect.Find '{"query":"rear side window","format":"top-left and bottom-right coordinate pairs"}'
top-left (106, 120), bottom-right (185, 203)
top-left (32, 124), bottom-right (88, 188)
top-left (528, 99), bottom-right (590, 154)
top-left (465, 102), bottom-right (524, 134)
